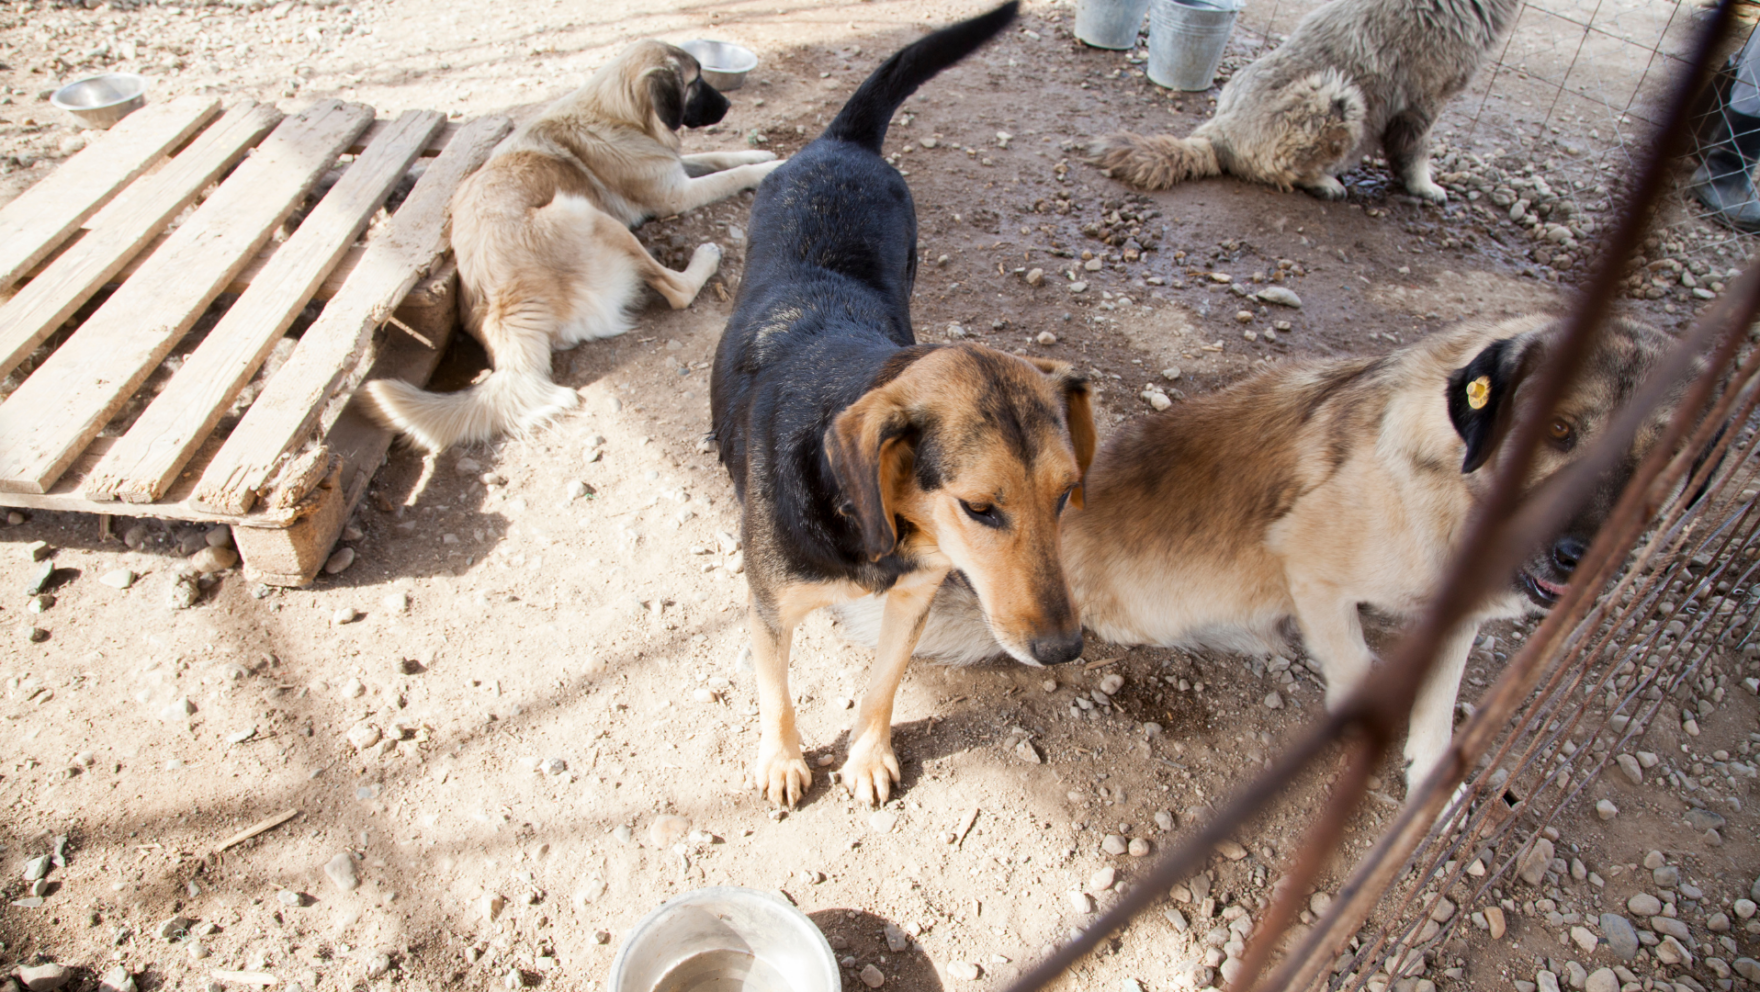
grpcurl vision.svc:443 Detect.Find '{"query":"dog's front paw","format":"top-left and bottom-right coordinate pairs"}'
top-left (838, 736), bottom-right (902, 806)
top-left (1301, 176), bottom-right (1348, 201)
top-left (691, 242), bottom-right (724, 268)
top-left (1406, 180), bottom-right (1448, 204)
top-left (749, 742), bottom-right (812, 808)
top-left (747, 150), bottom-right (779, 163)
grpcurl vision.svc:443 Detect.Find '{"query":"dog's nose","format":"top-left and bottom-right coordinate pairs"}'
top-left (1552, 536), bottom-right (1587, 573)
top-left (1030, 629), bottom-right (1084, 666)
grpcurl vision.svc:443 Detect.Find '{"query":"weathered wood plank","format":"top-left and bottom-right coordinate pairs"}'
top-left (0, 100), bottom-right (377, 495)
top-left (346, 117), bottom-right (467, 157)
top-left (0, 95), bottom-right (221, 294)
top-left (192, 114), bottom-right (512, 516)
top-left (234, 283), bottom-right (459, 586)
top-left (0, 101), bottom-right (283, 380)
top-left (83, 109), bottom-right (445, 504)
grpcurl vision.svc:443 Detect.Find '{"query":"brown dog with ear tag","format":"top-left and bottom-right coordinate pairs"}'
top-left (710, 1), bottom-right (1096, 808)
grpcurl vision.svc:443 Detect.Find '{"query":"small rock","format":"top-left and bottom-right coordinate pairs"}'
top-left (346, 723), bottom-right (381, 751)
top-left (1734, 897), bottom-right (1756, 920)
top-left (1161, 366), bottom-right (1182, 381)
top-left (947, 961), bottom-right (981, 981)
top-left (1707, 911), bottom-right (1730, 932)
top-left (1615, 753), bottom-right (1642, 784)
top-left (1652, 865), bottom-right (1679, 889)
top-left (1255, 286), bottom-right (1302, 308)
top-left (1655, 934), bottom-right (1692, 966)
top-left (324, 547), bottom-right (356, 574)
top-left (24, 540), bottom-right (50, 561)
top-left (1537, 970), bottom-right (1560, 992)
top-left (1570, 925), bottom-right (1597, 954)
top-left (97, 966), bottom-right (137, 992)
top-left (166, 576), bottom-right (200, 609)
top-left (1141, 389), bottom-right (1172, 411)
top-left (1626, 893), bottom-right (1661, 916)
top-left (99, 569), bottom-right (136, 590)
top-left (1650, 916), bottom-right (1690, 942)
top-left (187, 546), bottom-right (237, 574)
top-left (1068, 281), bottom-right (1088, 294)
top-left (883, 923), bottom-right (908, 952)
top-left (1264, 691), bottom-right (1283, 709)
top-left (1733, 958), bottom-right (1760, 983)
top-left (1014, 738), bottom-right (1042, 764)
top-left (1584, 968), bottom-right (1617, 992)
top-left (15, 963), bottom-right (69, 992)
top-left (649, 815), bottom-right (690, 847)
top-left (383, 591), bottom-right (410, 613)
top-left (158, 697), bottom-right (196, 723)
top-left (1101, 834), bottom-right (1128, 856)
top-left (1518, 838), bottom-right (1554, 885)
top-left (482, 893), bottom-right (506, 922)
top-left (1234, 310), bottom-right (1254, 324)
top-left (277, 889), bottom-right (304, 907)
top-left (362, 952), bottom-right (391, 980)
top-left (859, 964), bottom-right (885, 988)
top-left (1068, 891), bottom-right (1095, 913)
top-left (1600, 913), bottom-right (1639, 960)
top-left (25, 560), bottom-right (54, 595)
top-left (325, 852), bottom-right (359, 891)
top-left (332, 606), bottom-right (360, 625)
top-left (1025, 268), bottom-right (1044, 287)
top-left (1642, 850), bottom-right (1665, 870)
top-left (1087, 867), bottom-right (1117, 892)
top-left (1217, 839), bottom-right (1248, 861)
top-left (1684, 807), bottom-right (1725, 832)
top-left (1128, 838), bottom-right (1151, 857)
top-left (869, 811), bottom-right (897, 833)
top-left (1154, 811), bottom-right (1175, 832)
top-left (540, 757), bottom-right (568, 776)
top-left (156, 916), bottom-right (193, 940)
top-left (20, 624), bottom-right (47, 644)
top-left (1595, 799), bottom-right (1618, 820)
top-left (1485, 906), bottom-right (1507, 940)
top-left (1036, 331), bottom-right (1058, 345)
top-left (23, 855), bottom-right (51, 881)
top-left (1430, 897), bottom-right (1455, 923)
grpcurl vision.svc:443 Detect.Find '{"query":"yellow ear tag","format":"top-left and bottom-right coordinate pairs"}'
top-left (1466, 375), bottom-right (1491, 411)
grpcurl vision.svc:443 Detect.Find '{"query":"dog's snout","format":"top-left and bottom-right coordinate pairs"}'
top-left (1551, 536), bottom-right (1586, 574)
top-left (1030, 629), bottom-right (1085, 666)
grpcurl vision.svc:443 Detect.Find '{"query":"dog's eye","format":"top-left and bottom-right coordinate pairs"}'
top-left (1056, 488), bottom-right (1073, 514)
top-left (960, 500), bottom-right (1003, 527)
top-left (1548, 418), bottom-right (1575, 449)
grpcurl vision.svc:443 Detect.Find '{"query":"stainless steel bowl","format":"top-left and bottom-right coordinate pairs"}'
top-left (680, 40), bottom-right (758, 91)
top-left (50, 73), bottom-right (147, 129)
top-left (608, 886), bottom-right (839, 992)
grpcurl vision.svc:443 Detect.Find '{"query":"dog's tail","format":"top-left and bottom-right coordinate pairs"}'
top-left (359, 303), bottom-right (579, 453)
top-left (825, 1), bottom-right (1019, 153)
top-left (1089, 131), bottom-right (1221, 190)
top-left (830, 581), bottom-right (1008, 666)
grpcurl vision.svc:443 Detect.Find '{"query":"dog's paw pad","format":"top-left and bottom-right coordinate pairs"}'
top-left (693, 242), bottom-right (724, 263)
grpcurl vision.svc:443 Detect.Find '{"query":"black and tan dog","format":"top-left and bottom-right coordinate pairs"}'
top-left (840, 314), bottom-right (1684, 797)
top-left (711, 1), bottom-right (1097, 808)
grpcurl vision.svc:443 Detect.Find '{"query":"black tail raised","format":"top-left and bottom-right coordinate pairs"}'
top-left (824, 1), bottom-right (1019, 153)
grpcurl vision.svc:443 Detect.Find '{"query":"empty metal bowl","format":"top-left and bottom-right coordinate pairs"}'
top-left (51, 72), bottom-right (147, 129)
top-left (680, 40), bottom-right (758, 91)
top-left (608, 886), bottom-right (839, 992)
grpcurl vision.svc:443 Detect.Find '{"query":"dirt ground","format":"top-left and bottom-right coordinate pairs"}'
top-left (1, 1), bottom-right (1757, 991)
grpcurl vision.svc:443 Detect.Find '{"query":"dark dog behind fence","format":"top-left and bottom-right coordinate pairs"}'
top-left (1002, 2), bottom-right (1755, 989)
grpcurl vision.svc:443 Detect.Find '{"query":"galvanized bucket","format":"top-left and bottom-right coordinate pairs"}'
top-left (1075, 0), bottom-right (1152, 50)
top-left (1147, 0), bottom-right (1244, 91)
top-left (608, 887), bottom-right (839, 992)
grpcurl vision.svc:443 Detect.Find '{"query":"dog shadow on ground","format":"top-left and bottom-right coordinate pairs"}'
top-left (809, 908), bottom-right (949, 991)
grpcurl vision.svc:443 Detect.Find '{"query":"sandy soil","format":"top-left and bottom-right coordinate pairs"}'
top-left (1, 1), bottom-right (1757, 991)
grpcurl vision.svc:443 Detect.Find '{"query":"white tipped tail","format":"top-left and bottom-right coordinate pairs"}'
top-left (361, 371), bottom-right (579, 453)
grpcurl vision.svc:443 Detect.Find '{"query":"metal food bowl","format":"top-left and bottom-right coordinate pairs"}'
top-left (680, 40), bottom-right (758, 91)
top-left (608, 887), bottom-right (839, 992)
top-left (51, 73), bottom-right (147, 129)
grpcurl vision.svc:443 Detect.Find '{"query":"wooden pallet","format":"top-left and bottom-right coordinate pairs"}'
top-left (0, 97), bottom-right (512, 586)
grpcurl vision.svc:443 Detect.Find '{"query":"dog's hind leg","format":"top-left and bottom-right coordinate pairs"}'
top-left (1384, 108), bottom-right (1447, 203)
top-left (681, 150), bottom-right (778, 176)
top-left (1401, 623), bottom-right (1478, 798)
top-left (594, 214), bottom-right (723, 310)
top-left (839, 568), bottom-right (949, 806)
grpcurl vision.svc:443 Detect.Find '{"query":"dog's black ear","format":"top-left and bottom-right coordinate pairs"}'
top-left (826, 390), bottom-right (914, 561)
top-left (647, 65), bottom-right (685, 132)
top-left (1026, 358), bottom-right (1097, 508)
top-left (1446, 337), bottom-right (1538, 474)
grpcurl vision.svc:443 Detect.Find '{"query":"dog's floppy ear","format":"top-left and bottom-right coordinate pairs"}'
top-left (1446, 336), bottom-right (1539, 474)
top-left (645, 63), bottom-right (685, 132)
top-left (1025, 358), bottom-right (1097, 507)
top-left (826, 388), bottom-right (915, 561)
